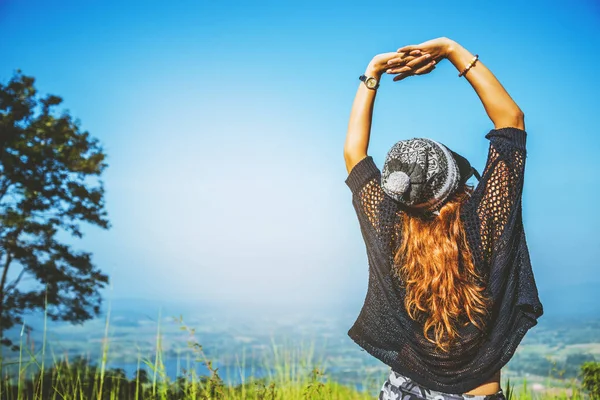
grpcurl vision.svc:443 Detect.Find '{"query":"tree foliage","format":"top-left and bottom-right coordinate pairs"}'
top-left (0, 70), bottom-right (110, 349)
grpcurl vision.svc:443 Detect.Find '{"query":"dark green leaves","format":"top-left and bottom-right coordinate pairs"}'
top-left (0, 71), bottom-right (111, 349)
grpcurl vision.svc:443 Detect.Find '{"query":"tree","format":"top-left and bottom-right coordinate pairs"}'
top-left (0, 70), bottom-right (110, 349)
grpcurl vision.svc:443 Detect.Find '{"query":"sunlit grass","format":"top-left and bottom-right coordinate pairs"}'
top-left (0, 305), bottom-right (593, 399)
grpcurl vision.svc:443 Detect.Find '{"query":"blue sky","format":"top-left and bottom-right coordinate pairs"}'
top-left (1, 0), bottom-right (598, 314)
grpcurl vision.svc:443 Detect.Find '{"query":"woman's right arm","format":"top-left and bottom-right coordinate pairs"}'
top-left (445, 39), bottom-right (525, 130)
top-left (391, 38), bottom-right (524, 130)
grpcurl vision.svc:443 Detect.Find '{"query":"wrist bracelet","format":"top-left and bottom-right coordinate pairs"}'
top-left (459, 54), bottom-right (479, 77)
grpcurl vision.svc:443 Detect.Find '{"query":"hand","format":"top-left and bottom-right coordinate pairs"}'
top-left (397, 37), bottom-right (453, 61)
top-left (365, 51), bottom-right (428, 78)
top-left (386, 37), bottom-right (453, 81)
top-left (384, 51), bottom-right (438, 82)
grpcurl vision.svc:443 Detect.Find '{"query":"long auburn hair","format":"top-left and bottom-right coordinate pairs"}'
top-left (393, 183), bottom-right (492, 354)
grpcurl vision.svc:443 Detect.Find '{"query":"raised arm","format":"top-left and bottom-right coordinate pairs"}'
top-left (343, 51), bottom-right (436, 256)
top-left (391, 37), bottom-right (525, 130)
top-left (446, 39), bottom-right (524, 130)
top-left (343, 62), bottom-right (381, 174)
top-left (343, 51), bottom-right (436, 173)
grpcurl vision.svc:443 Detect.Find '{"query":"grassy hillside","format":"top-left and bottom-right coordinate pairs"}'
top-left (0, 312), bottom-right (595, 399)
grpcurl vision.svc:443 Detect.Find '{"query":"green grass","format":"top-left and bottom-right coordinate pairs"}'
top-left (0, 307), bottom-right (594, 399)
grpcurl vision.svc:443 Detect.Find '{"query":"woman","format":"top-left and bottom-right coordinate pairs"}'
top-left (343, 37), bottom-right (543, 400)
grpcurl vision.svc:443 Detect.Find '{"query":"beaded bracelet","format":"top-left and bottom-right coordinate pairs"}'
top-left (459, 54), bottom-right (479, 77)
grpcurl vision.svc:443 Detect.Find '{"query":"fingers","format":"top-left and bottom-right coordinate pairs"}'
top-left (387, 52), bottom-right (418, 64)
top-left (393, 66), bottom-right (437, 82)
top-left (386, 55), bottom-right (417, 69)
top-left (398, 45), bottom-right (417, 53)
top-left (386, 54), bottom-right (434, 74)
top-left (391, 61), bottom-right (437, 81)
top-left (397, 47), bottom-right (422, 59)
top-left (406, 53), bottom-right (431, 68)
top-left (386, 57), bottom-right (406, 66)
top-left (393, 73), bottom-right (411, 82)
top-left (413, 59), bottom-right (437, 74)
top-left (386, 65), bottom-right (412, 74)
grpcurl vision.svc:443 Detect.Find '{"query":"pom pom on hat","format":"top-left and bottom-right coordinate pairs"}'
top-left (386, 171), bottom-right (411, 196)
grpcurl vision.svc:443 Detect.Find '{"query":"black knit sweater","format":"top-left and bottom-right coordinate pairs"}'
top-left (344, 127), bottom-right (544, 394)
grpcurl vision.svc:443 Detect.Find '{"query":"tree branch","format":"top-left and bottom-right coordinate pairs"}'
top-left (0, 178), bottom-right (12, 203)
top-left (4, 267), bottom-right (26, 296)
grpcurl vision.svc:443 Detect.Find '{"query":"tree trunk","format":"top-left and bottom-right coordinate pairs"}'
top-left (0, 253), bottom-right (12, 341)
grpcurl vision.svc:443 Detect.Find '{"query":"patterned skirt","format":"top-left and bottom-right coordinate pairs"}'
top-left (379, 369), bottom-right (506, 400)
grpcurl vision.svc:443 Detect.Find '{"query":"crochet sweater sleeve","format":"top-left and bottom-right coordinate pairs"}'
top-left (463, 126), bottom-right (544, 320)
top-left (344, 155), bottom-right (399, 257)
top-left (470, 127), bottom-right (528, 266)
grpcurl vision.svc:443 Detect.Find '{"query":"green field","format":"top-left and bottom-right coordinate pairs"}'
top-left (1, 311), bottom-right (595, 400)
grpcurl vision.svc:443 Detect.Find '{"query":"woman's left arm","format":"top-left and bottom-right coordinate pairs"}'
top-left (343, 52), bottom-right (435, 174)
top-left (343, 62), bottom-right (381, 174)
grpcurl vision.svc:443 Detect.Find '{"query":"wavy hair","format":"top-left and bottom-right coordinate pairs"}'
top-left (393, 184), bottom-right (492, 353)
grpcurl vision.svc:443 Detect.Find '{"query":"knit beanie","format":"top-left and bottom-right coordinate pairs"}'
top-left (381, 138), bottom-right (481, 215)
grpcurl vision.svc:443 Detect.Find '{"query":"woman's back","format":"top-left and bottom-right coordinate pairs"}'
top-left (344, 127), bottom-right (543, 394)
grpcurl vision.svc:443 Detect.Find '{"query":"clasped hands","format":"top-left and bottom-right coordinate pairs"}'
top-left (367, 37), bottom-right (452, 82)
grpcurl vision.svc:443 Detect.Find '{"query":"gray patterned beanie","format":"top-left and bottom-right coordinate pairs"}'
top-left (381, 138), bottom-right (481, 215)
